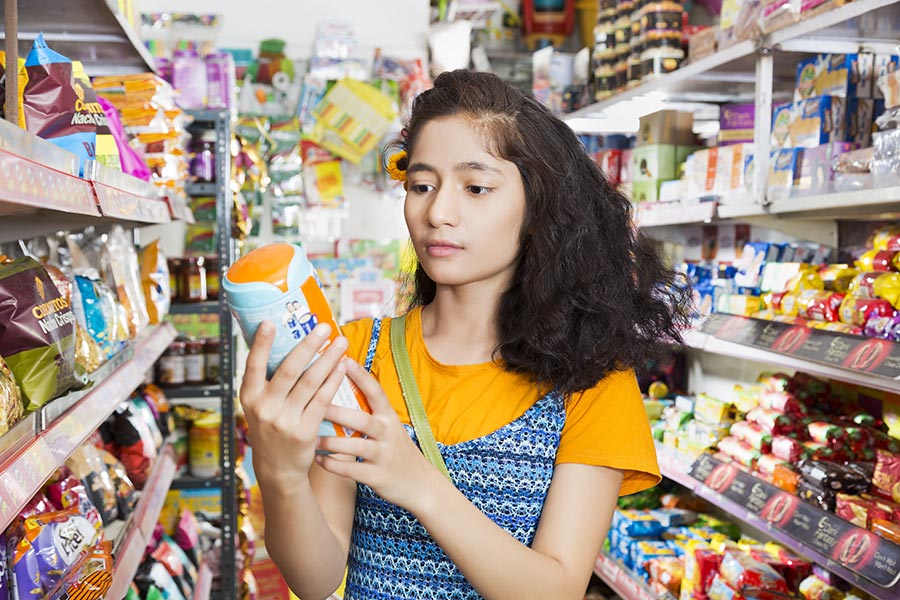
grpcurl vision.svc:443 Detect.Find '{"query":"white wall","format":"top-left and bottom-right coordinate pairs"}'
top-left (138, 0), bottom-right (430, 61)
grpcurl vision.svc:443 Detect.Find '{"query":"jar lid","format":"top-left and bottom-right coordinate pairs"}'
top-left (193, 413), bottom-right (222, 428)
top-left (186, 339), bottom-right (206, 352)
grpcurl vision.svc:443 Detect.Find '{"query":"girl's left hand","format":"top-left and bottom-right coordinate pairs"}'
top-left (316, 358), bottom-right (443, 511)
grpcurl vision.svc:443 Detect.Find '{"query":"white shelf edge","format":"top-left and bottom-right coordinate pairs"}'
top-left (767, 0), bottom-right (900, 46)
top-left (768, 186), bottom-right (900, 215)
top-left (0, 323), bottom-right (176, 532)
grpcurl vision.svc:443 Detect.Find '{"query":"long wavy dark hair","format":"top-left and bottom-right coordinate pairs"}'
top-left (395, 70), bottom-right (690, 396)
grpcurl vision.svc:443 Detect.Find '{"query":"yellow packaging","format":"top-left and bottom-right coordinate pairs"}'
top-left (716, 294), bottom-right (763, 316)
top-left (732, 385), bottom-right (761, 414)
top-left (694, 393), bottom-right (737, 427)
top-left (0, 51), bottom-right (27, 128)
top-left (189, 414), bottom-right (221, 478)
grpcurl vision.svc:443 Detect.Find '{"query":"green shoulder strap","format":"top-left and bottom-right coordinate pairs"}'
top-left (390, 314), bottom-right (451, 481)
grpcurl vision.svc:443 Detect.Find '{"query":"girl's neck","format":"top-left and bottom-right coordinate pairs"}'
top-left (419, 284), bottom-right (501, 366)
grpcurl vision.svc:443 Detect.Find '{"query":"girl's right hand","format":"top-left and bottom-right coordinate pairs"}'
top-left (240, 321), bottom-right (349, 488)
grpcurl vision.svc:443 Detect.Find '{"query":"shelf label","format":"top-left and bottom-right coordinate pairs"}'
top-left (0, 150), bottom-right (97, 216)
top-left (139, 452), bottom-right (177, 538)
top-left (636, 201), bottom-right (716, 227)
top-left (701, 314), bottom-right (900, 380)
top-left (94, 183), bottom-right (170, 223)
top-left (689, 453), bottom-right (900, 588)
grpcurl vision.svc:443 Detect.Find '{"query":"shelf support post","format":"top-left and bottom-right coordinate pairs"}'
top-left (4, 0), bottom-right (17, 126)
top-left (753, 47), bottom-right (774, 209)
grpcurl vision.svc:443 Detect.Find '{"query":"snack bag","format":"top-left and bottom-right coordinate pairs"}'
top-left (729, 421), bottom-right (772, 453)
top-left (0, 50), bottom-right (27, 128)
top-left (720, 549), bottom-right (790, 596)
top-left (45, 541), bottom-right (113, 600)
top-left (0, 355), bottom-right (24, 436)
top-left (65, 445), bottom-right (120, 525)
top-left (97, 97), bottom-right (151, 180)
top-left (72, 61), bottom-right (119, 170)
top-left (0, 257), bottom-right (77, 411)
top-left (224, 243), bottom-right (371, 437)
top-left (838, 296), bottom-right (895, 326)
top-left (101, 226), bottom-right (150, 338)
top-left (872, 450), bottom-right (900, 503)
top-left (140, 241), bottom-right (171, 325)
top-left (798, 574), bottom-right (846, 600)
top-left (22, 35), bottom-right (98, 173)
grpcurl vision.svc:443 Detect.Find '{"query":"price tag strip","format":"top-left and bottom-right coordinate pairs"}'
top-left (93, 181), bottom-right (171, 224)
top-left (0, 150), bottom-right (98, 216)
top-left (689, 453), bottom-right (900, 590)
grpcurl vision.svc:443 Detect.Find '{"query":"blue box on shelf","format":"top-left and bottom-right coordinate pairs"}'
top-left (789, 96), bottom-right (846, 149)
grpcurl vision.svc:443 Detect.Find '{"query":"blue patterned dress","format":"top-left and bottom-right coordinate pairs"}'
top-left (344, 318), bottom-right (566, 599)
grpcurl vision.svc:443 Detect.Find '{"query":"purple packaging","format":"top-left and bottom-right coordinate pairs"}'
top-left (719, 103), bottom-right (755, 146)
top-left (864, 315), bottom-right (900, 341)
top-left (206, 51), bottom-right (235, 110)
top-left (796, 141), bottom-right (858, 195)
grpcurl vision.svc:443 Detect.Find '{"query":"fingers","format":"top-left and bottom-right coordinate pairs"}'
top-left (316, 453), bottom-right (372, 482)
top-left (267, 323), bottom-right (333, 397)
top-left (324, 404), bottom-right (379, 438)
top-left (344, 359), bottom-right (392, 413)
top-left (284, 336), bottom-right (348, 410)
top-left (242, 321), bottom-right (274, 393)
top-left (291, 355), bottom-right (347, 427)
top-left (317, 435), bottom-right (376, 461)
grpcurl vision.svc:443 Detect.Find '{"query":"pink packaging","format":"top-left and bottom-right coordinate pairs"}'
top-left (97, 97), bottom-right (151, 181)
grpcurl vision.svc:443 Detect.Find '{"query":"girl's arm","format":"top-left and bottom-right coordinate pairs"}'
top-left (318, 359), bottom-right (624, 600)
top-left (240, 324), bottom-right (358, 600)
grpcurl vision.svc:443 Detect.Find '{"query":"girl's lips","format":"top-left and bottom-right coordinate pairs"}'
top-left (426, 244), bottom-right (463, 258)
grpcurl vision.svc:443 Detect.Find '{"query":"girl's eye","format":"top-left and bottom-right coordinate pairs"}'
top-left (409, 184), bottom-right (434, 194)
top-left (467, 185), bottom-right (493, 195)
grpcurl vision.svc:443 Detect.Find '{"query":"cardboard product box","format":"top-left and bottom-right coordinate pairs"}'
top-left (716, 293), bottom-right (764, 317)
top-left (768, 148), bottom-right (803, 201)
top-left (760, 262), bottom-right (807, 293)
top-left (620, 148), bottom-right (634, 184)
top-left (631, 144), bottom-right (693, 182)
top-left (714, 143), bottom-right (754, 197)
top-left (631, 179), bottom-right (668, 202)
top-left (659, 179), bottom-right (687, 202)
top-left (794, 53), bottom-right (872, 101)
top-left (771, 101), bottom-right (794, 149)
top-left (688, 27), bottom-right (717, 62)
top-left (734, 241), bottom-right (784, 290)
top-left (879, 68), bottom-right (900, 109)
top-left (789, 95), bottom-right (846, 148)
top-left (638, 110), bottom-right (695, 145)
top-left (719, 103), bottom-right (755, 146)
top-left (795, 141), bottom-right (858, 195)
top-left (874, 55), bottom-right (900, 100)
top-left (685, 148), bottom-right (719, 198)
top-left (846, 98), bottom-right (874, 147)
top-left (595, 149), bottom-right (623, 186)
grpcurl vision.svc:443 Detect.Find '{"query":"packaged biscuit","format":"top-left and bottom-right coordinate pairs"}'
top-left (0, 257), bottom-right (77, 410)
top-left (646, 556), bottom-right (683, 595)
top-left (771, 435), bottom-right (805, 462)
top-left (224, 243), bottom-right (371, 438)
top-left (799, 459), bottom-right (869, 493)
top-left (819, 265), bottom-right (859, 293)
top-left (773, 463), bottom-right (800, 494)
top-left (140, 240), bottom-right (171, 325)
top-left (680, 543), bottom-right (721, 600)
top-left (720, 549), bottom-right (790, 594)
top-left (872, 450), bottom-right (900, 503)
top-left (718, 436), bottom-right (761, 469)
top-left (807, 421), bottom-right (846, 446)
top-left (746, 407), bottom-right (797, 436)
top-left (847, 271), bottom-right (900, 306)
top-left (0, 355), bottom-right (23, 436)
top-left (835, 493), bottom-right (890, 528)
top-left (730, 421), bottom-right (773, 453)
top-left (757, 453), bottom-right (789, 477)
top-left (799, 574), bottom-right (846, 600)
top-left (871, 519), bottom-right (900, 544)
top-left (856, 249), bottom-right (900, 272)
top-left (839, 295), bottom-right (895, 326)
top-left (707, 573), bottom-right (743, 600)
top-left (759, 390), bottom-right (807, 416)
top-left (614, 509), bottom-right (665, 538)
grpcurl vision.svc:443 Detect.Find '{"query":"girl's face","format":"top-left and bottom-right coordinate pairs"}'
top-left (404, 116), bottom-right (526, 293)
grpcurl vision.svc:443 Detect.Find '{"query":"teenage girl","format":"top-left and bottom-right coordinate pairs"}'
top-left (240, 70), bottom-right (688, 599)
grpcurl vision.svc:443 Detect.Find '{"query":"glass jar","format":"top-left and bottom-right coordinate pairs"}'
top-left (185, 339), bottom-right (206, 384)
top-left (190, 130), bottom-right (217, 183)
top-left (167, 258), bottom-right (184, 302)
top-left (172, 49), bottom-right (208, 109)
top-left (204, 337), bottom-right (221, 384)
top-left (158, 342), bottom-right (186, 386)
top-left (205, 256), bottom-right (220, 300)
top-left (182, 256), bottom-right (207, 302)
top-left (189, 413), bottom-right (221, 478)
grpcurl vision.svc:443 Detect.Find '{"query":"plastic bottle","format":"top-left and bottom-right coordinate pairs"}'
top-left (172, 49), bottom-right (207, 109)
top-left (223, 243), bottom-right (371, 437)
top-left (205, 51), bottom-right (235, 109)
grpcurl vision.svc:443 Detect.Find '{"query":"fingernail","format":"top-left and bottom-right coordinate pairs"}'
top-left (333, 336), bottom-right (348, 350)
top-left (314, 323), bottom-right (332, 339)
top-left (259, 321), bottom-right (274, 335)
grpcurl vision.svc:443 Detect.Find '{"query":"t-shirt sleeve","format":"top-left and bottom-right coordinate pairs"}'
top-left (556, 369), bottom-right (661, 496)
top-left (341, 317), bottom-right (377, 367)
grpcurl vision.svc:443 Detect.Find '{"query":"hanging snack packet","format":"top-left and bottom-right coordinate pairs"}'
top-left (22, 34), bottom-right (99, 173)
top-left (45, 540), bottom-right (113, 600)
top-left (0, 257), bottom-right (77, 411)
top-left (101, 226), bottom-right (150, 338)
top-left (0, 355), bottom-right (24, 436)
top-left (0, 50), bottom-right (28, 128)
top-left (72, 61), bottom-right (119, 170)
top-left (140, 240), bottom-right (171, 325)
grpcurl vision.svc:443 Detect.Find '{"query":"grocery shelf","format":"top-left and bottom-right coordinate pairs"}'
top-left (186, 109), bottom-right (230, 124)
top-left (170, 301), bottom-right (222, 315)
top-left (593, 551), bottom-right (674, 600)
top-left (89, 162), bottom-right (170, 224)
top-left (0, 0), bottom-right (156, 76)
top-left (0, 323), bottom-right (176, 532)
top-left (171, 476), bottom-right (224, 490)
top-left (107, 444), bottom-right (177, 598)
top-left (195, 562), bottom-right (214, 600)
top-left (167, 194), bottom-right (197, 223)
top-left (187, 182), bottom-right (220, 197)
top-left (565, 0), bottom-right (900, 119)
top-left (686, 314), bottom-right (900, 394)
top-left (634, 200), bottom-right (720, 228)
top-left (164, 385), bottom-right (226, 399)
top-left (655, 444), bottom-right (900, 598)
top-left (767, 186), bottom-right (900, 220)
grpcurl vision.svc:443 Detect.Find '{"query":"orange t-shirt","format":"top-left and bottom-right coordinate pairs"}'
top-left (342, 307), bottom-right (660, 497)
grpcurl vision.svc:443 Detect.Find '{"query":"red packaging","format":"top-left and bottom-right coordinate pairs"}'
top-left (804, 292), bottom-right (845, 322)
top-left (730, 421), bottom-right (772, 453)
top-left (872, 450), bottom-right (900, 503)
top-left (758, 372), bottom-right (791, 393)
top-left (707, 573), bottom-right (744, 600)
top-left (839, 296), bottom-right (896, 326)
top-left (772, 436), bottom-right (805, 462)
top-left (835, 493), bottom-right (890, 528)
top-left (868, 429), bottom-right (900, 453)
top-left (720, 550), bottom-right (790, 596)
top-left (696, 548), bottom-right (722, 594)
top-left (860, 493), bottom-right (900, 523)
top-left (807, 422), bottom-right (846, 445)
top-left (757, 453), bottom-right (789, 476)
top-left (748, 548), bottom-right (812, 593)
top-left (746, 407), bottom-right (797, 435)
top-left (768, 291), bottom-right (788, 313)
top-left (759, 390), bottom-right (807, 416)
top-left (802, 441), bottom-right (837, 461)
top-left (595, 149), bottom-right (622, 187)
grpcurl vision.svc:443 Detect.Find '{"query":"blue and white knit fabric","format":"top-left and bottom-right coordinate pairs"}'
top-left (344, 319), bottom-right (565, 599)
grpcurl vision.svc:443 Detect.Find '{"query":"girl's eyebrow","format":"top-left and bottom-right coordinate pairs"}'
top-left (407, 161), bottom-right (503, 175)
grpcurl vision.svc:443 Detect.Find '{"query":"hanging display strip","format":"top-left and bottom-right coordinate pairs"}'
top-left (0, 323), bottom-right (175, 531)
top-left (688, 452), bottom-right (900, 592)
top-left (195, 562), bottom-right (213, 600)
top-left (699, 314), bottom-right (900, 382)
top-left (0, 149), bottom-right (99, 217)
top-left (109, 526), bottom-right (148, 600)
top-left (93, 180), bottom-right (172, 223)
top-left (594, 551), bottom-right (675, 600)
